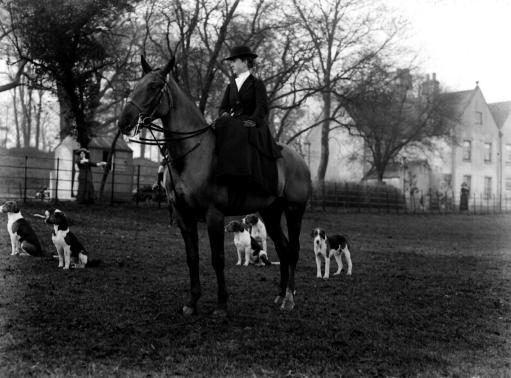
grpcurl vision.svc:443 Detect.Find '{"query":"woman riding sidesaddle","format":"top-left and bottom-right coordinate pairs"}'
top-left (214, 45), bottom-right (281, 207)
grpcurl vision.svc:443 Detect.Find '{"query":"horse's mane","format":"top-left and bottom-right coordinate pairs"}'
top-left (165, 74), bottom-right (208, 126)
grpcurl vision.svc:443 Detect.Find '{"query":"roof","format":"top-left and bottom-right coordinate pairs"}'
top-left (488, 101), bottom-right (511, 129)
top-left (441, 88), bottom-right (477, 119)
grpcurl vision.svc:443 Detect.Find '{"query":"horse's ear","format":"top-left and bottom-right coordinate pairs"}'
top-left (141, 55), bottom-right (152, 74)
top-left (161, 56), bottom-right (175, 77)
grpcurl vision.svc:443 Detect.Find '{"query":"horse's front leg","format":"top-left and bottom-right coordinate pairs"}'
top-left (176, 217), bottom-right (200, 315)
top-left (205, 207), bottom-right (228, 317)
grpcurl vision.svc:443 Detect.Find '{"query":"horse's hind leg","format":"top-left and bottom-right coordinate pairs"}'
top-left (280, 202), bottom-right (306, 310)
top-left (260, 201), bottom-right (289, 305)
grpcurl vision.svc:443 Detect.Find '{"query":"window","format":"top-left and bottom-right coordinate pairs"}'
top-left (484, 143), bottom-right (492, 163)
top-left (475, 111), bottom-right (483, 124)
top-left (484, 176), bottom-right (492, 199)
top-left (506, 144), bottom-right (511, 165)
top-left (506, 177), bottom-right (511, 191)
top-left (462, 175), bottom-right (471, 188)
top-left (462, 140), bottom-right (472, 161)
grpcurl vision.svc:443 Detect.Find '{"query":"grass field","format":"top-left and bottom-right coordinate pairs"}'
top-left (0, 202), bottom-right (510, 377)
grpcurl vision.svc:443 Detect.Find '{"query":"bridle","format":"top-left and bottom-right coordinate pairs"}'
top-left (127, 74), bottom-right (212, 147)
top-left (127, 79), bottom-right (172, 137)
top-left (126, 72), bottom-right (213, 196)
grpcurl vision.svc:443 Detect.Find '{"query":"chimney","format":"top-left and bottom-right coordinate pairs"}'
top-left (422, 72), bottom-right (439, 98)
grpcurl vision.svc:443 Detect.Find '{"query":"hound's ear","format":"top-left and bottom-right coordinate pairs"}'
top-left (161, 56), bottom-right (175, 77)
top-left (141, 55), bottom-right (152, 74)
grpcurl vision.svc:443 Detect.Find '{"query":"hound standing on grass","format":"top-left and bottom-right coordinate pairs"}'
top-left (1, 200), bottom-right (44, 256)
top-left (311, 228), bottom-right (352, 279)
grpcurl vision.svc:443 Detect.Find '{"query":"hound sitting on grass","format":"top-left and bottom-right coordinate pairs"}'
top-left (225, 220), bottom-right (271, 266)
top-left (43, 209), bottom-right (100, 269)
top-left (1, 200), bottom-right (44, 257)
top-left (242, 213), bottom-right (268, 253)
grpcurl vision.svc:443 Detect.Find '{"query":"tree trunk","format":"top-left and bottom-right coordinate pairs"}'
top-left (11, 90), bottom-right (21, 148)
top-left (316, 91), bottom-right (332, 191)
top-left (19, 83), bottom-right (33, 148)
top-left (98, 129), bottom-right (121, 200)
top-left (35, 90), bottom-right (44, 150)
top-left (56, 84), bottom-right (74, 141)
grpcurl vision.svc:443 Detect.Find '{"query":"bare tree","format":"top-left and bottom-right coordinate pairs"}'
top-left (140, 0), bottom-right (241, 117)
top-left (0, 59), bottom-right (26, 92)
top-left (292, 0), bottom-right (404, 188)
top-left (343, 65), bottom-right (456, 182)
top-left (140, 0), bottom-right (316, 142)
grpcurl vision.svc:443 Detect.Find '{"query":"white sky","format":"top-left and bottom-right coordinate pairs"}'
top-left (387, 0), bottom-right (511, 103)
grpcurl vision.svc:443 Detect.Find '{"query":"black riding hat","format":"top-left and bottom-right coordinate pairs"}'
top-left (75, 147), bottom-right (90, 155)
top-left (223, 45), bottom-right (258, 61)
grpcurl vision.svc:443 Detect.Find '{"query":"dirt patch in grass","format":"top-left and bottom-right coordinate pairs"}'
top-left (0, 203), bottom-right (510, 377)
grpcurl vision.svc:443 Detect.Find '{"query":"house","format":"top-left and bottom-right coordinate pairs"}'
top-left (49, 134), bottom-right (133, 202)
top-left (305, 78), bottom-right (506, 210)
top-left (488, 101), bottom-right (511, 206)
top-left (442, 85), bottom-right (500, 205)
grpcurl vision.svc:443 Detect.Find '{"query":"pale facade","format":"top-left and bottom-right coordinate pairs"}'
top-left (305, 84), bottom-right (507, 208)
top-left (447, 86), bottom-right (500, 201)
top-left (488, 101), bottom-right (511, 202)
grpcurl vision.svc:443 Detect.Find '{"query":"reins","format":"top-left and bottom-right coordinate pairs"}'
top-left (127, 75), bottom-right (213, 199)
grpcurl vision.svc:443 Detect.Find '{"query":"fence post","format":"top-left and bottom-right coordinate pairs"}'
top-left (23, 156), bottom-right (28, 203)
top-left (54, 158), bottom-right (60, 203)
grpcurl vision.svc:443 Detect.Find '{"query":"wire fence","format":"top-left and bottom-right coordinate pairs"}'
top-left (0, 153), bottom-right (166, 207)
top-left (309, 182), bottom-right (511, 214)
top-left (1, 153), bottom-right (510, 214)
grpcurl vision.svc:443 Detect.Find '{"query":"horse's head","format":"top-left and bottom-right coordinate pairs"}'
top-left (118, 55), bottom-right (175, 136)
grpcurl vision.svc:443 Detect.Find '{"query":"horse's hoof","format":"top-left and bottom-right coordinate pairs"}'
top-left (280, 298), bottom-right (295, 311)
top-left (280, 290), bottom-right (295, 311)
top-left (182, 305), bottom-right (195, 316)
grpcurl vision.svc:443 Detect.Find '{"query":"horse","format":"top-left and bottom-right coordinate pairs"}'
top-left (118, 56), bottom-right (311, 316)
